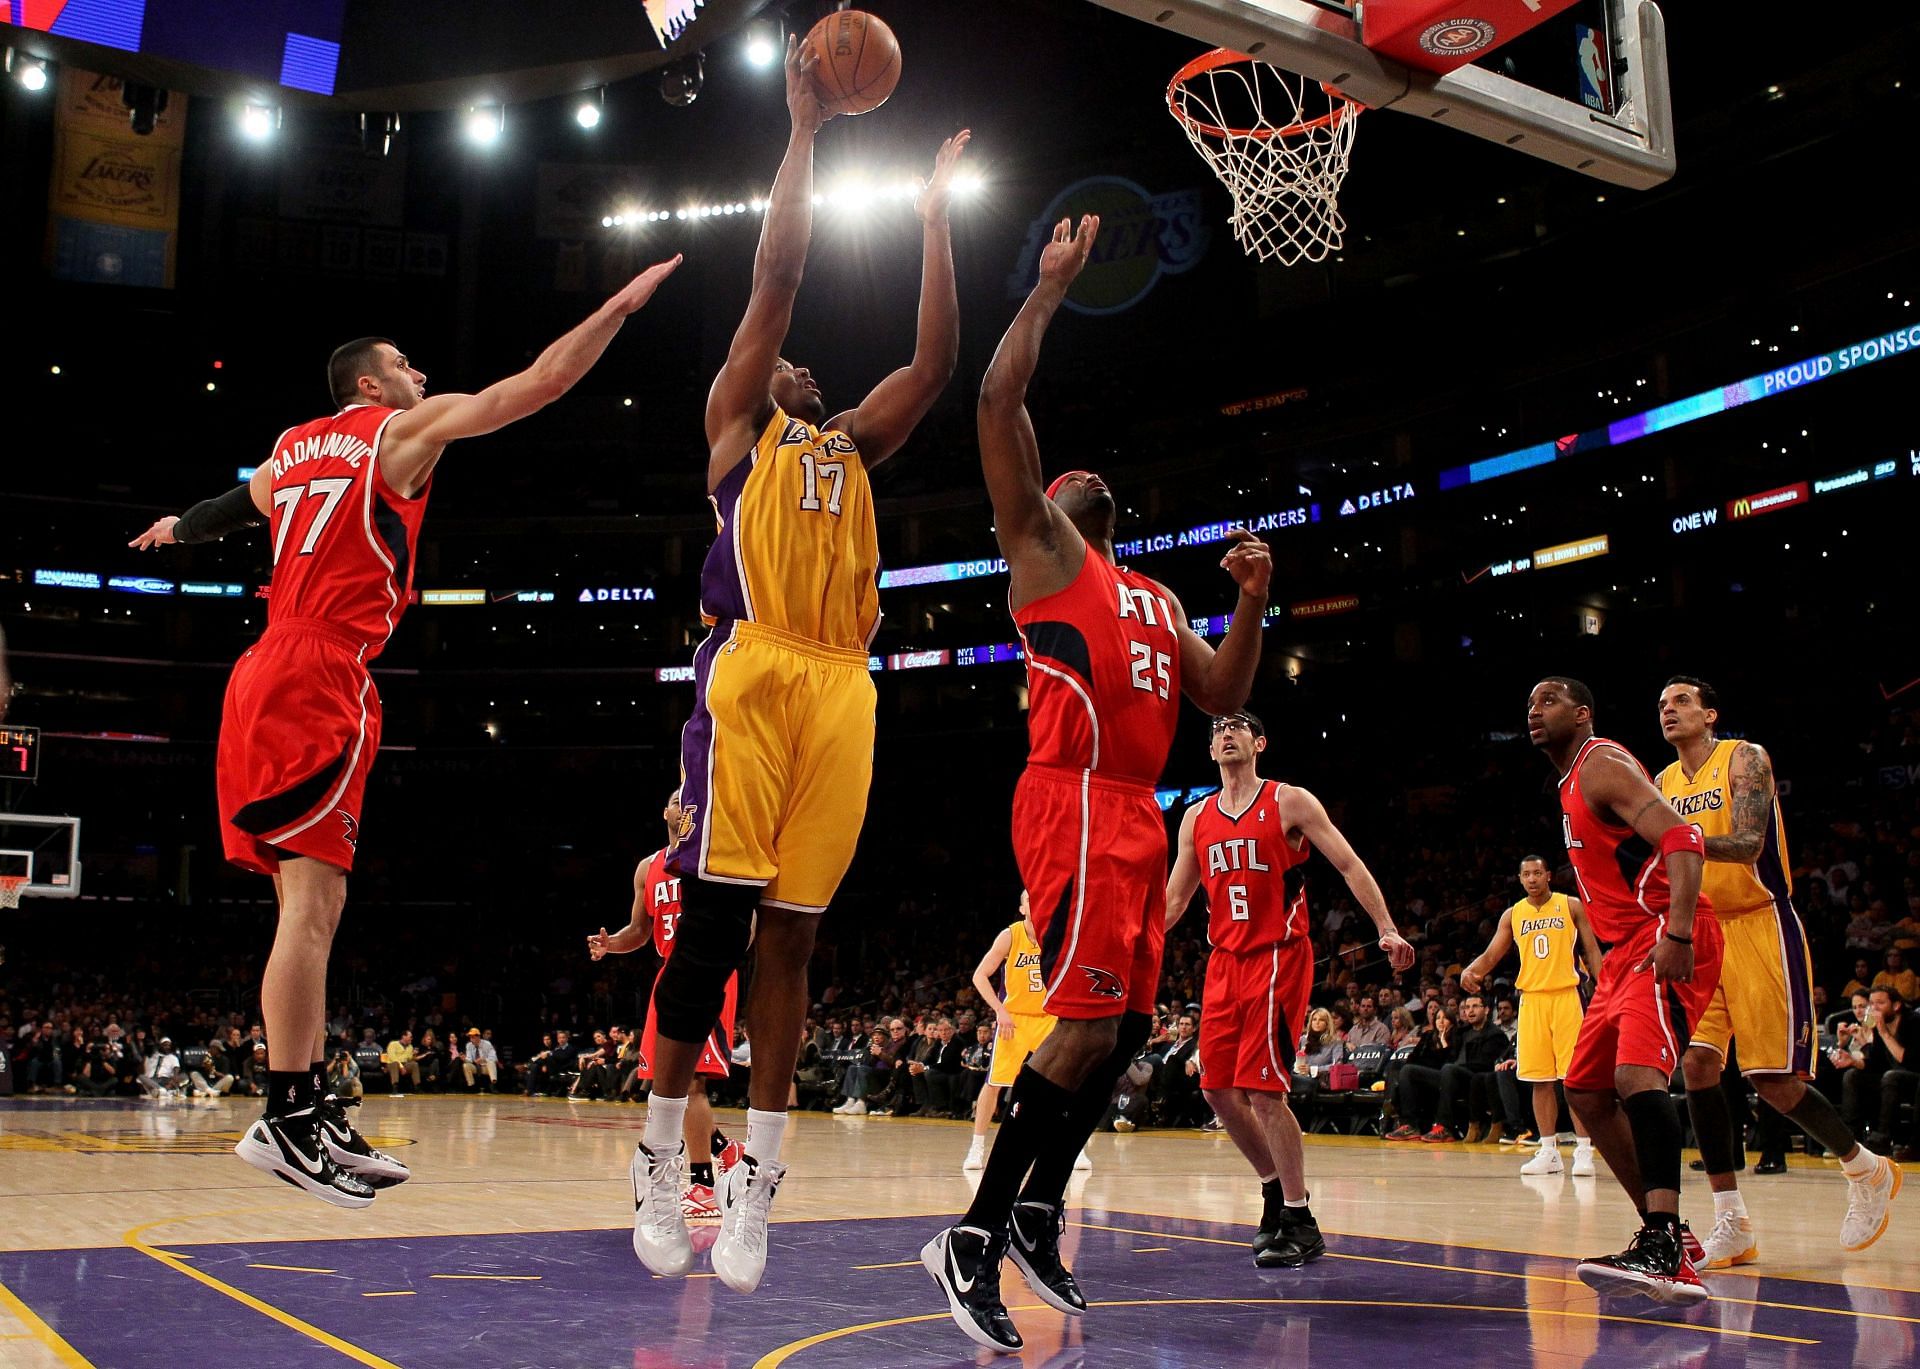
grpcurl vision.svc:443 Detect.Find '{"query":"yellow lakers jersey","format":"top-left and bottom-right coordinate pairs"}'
top-left (1510, 893), bottom-right (1580, 993)
top-left (698, 407), bottom-right (881, 652)
top-left (1003, 921), bottom-right (1047, 1018)
top-left (1658, 738), bottom-right (1791, 920)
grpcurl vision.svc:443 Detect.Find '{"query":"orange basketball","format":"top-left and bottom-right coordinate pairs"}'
top-left (803, 10), bottom-right (901, 117)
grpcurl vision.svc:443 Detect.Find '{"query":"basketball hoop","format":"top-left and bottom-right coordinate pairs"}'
top-left (1167, 49), bottom-right (1361, 267)
top-left (0, 875), bottom-right (26, 909)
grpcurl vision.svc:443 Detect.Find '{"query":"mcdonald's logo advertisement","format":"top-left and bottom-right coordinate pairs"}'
top-left (1726, 481), bottom-right (1809, 520)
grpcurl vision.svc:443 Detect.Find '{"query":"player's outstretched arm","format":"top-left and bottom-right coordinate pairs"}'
top-left (1164, 803), bottom-right (1205, 932)
top-left (1707, 741), bottom-right (1773, 864)
top-left (1283, 785), bottom-right (1415, 970)
top-left (706, 35), bottom-right (826, 471)
top-left (382, 256), bottom-right (681, 496)
top-left (833, 131), bottom-right (968, 470)
top-left (1157, 530), bottom-right (1271, 716)
top-left (980, 215), bottom-right (1097, 591)
top-left (1570, 898), bottom-right (1605, 979)
top-left (1582, 750), bottom-right (1703, 980)
top-left (1460, 910), bottom-right (1515, 994)
top-left (588, 863), bottom-right (655, 960)
top-left (971, 926), bottom-right (1014, 1034)
top-left (129, 467), bottom-right (274, 550)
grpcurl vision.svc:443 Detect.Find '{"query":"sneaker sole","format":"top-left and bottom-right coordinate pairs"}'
top-left (321, 1134), bottom-right (411, 1185)
top-left (1646, 1276), bottom-right (1712, 1307)
top-left (233, 1127), bottom-right (373, 1210)
top-left (921, 1234), bottom-right (1023, 1355)
top-left (1575, 1262), bottom-right (1657, 1302)
top-left (1704, 1244), bottom-right (1758, 1270)
top-left (1841, 1160), bottom-right (1903, 1252)
top-left (1005, 1240), bottom-right (1085, 1316)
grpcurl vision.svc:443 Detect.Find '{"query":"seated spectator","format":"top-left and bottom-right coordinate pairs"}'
top-left (1826, 991), bottom-right (1872, 1038)
top-left (864, 1019), bottom-right (915, 1116)
top-left (570, 1029), bottom-right (616, 1100)
top-left (908, 1017), bottom-right (965, 1118)
top-left (239, 1041), bottom-right (271, 1097)
top-left (191, 1032), bottom-right (235, 1096)
top-left (327, 1048), bottom-right (363, 1100)
top-left (1289, 1007), bottom-right (1348, 1124)
top-left (138, 1036), bottom-right (186, 1100)
top-left (1344, 995), bottom-right (1390, 1052)
top-left (1384, 1004), bottom-right (1457, 1139)
top-left (1873, 949), bottom-right (1920, 1005)
top-left (1842, 957), bottom-right (1877, 1000)
top-left (383, 1030), bottom-right (421, 1094)
top-left (416, 1029), bottom-right (449, 1093)
top-left (1832, 988), bottom-right (1919, 1160)
top-left (959, 1021), bottom-right (993, 1111)
top-left (1387, 1006), bottom-right (1421, 1049)
top-left (1153, 1012), bottom-right (1206, 1127)
top-left (462, 1027), bottom-right (500, 1092)
top-left (21, 1022), bottom-right (65, 1094)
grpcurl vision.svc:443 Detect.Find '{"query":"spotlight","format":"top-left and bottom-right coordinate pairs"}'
top-left (8, 51), bottom-right (49, 92)
top-left (661, 54), bottom-right (704, 107)
top-left (576, 87), bottom-right (603, 129)
top-left (465, 104), bottom-right (503, 146)
top-left (239, 103), bottom-right (277, 141)
top-left (744, 25), bottom-right (778, 69)
top-left (121, 81), bottom-right (168, 136)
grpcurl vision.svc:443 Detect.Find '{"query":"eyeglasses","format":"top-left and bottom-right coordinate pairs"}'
top-left (1210, 717), bottom-right (1252, 734)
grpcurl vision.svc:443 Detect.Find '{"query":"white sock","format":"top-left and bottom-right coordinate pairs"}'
top-left (645, 1094), bottom-right (688, 1152)
top-left (1573, 1136), bottom-right (1592, 1151)
top-left (1712, 1189), bottom-right (1747, 1219)
top-left (746, 1107), bottom-right (788, 1167)
top-left (968, 1134), bottom-right (987, 1149)
top-left (1540, 1137), bottom-right (1561, 1151)
top-left (1840, 1144), bottom-right (1879, 1180)
top-left (1283, 1196), bottom-right (1310, 1208)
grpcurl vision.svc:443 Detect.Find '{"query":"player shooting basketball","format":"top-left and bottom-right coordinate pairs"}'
top-left (629, 34), bottom-right (968, 1295)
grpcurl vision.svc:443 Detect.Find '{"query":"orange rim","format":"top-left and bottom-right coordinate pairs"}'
top-left (1167, 48), bottom-right (1362, 142)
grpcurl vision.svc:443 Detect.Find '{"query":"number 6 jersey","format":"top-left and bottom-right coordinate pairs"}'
top-left (1192, 780), bottom-right (1313, 952)
top-left (261, 404), bottom-right (430, 659)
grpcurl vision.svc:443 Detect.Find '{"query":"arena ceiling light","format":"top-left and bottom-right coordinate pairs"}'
top-left (7, 50), bottom-right (49, 92)
top-left (239, 103), bottom-right (278, 141)
top-left (744, 24), bottom-right (778, 69)
top-left (575, 87), bottom-right (603, 130)
top-left (465, 103), bottom-right (504, 146)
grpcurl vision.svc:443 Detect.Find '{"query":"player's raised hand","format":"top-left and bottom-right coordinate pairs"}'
top-left (1038, 214), bottom-right (1099, 287)
top-left (786, 33), bottom-right (830, 133)
top-left (915, 129), bottom-right (972, 224)
top-left (1218, 528), bottom-right (1273, 599)
top-left (128, 516), bottom-right (180, 551)
top-left (1379, 930), bottom-right (1415, 972)
top-left (607, 255), bottom-right (683, 317)
top-left (1638, 934), bottom-right (1694, 985)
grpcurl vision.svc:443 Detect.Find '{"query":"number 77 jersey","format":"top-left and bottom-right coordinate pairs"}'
top-left (1014, 543), bottom-right (1182, 788)
top-left (262, 404), bottom-right (430, 659)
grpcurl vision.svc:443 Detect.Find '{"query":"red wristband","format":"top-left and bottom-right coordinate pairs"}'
top-left (1659, 823), bottom-right (1704, 860)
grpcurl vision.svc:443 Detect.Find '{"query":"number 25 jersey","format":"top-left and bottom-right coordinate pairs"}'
top-left (1014, 544), bottom-right (1182, 788)
top-left (699, 406), bottom-right (880, 652)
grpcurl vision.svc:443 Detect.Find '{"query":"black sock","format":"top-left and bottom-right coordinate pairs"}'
top-left (1621, 1088), bottom-right (1683, 1195)
top-left (689, 1161), bottom-right (714, 1186)
top-left (1018, 1069), bottom-right (1116, 1209)
top-left (311, 1061), bottom-right (327, 1101)
top-left (963, 1065), bottom-right (1075, 1232)
top-left (1781, 1087), bottom-right (1859, 1157)
top-left (1644, 1208), bottom-right (1681, 1237)
top-left (711, 1129), bottom-right (728, 1156)
top-left (267, 1069), bottom-right (317, 1119)
top-left (1685, 1086), bottom-right (1741, 1175)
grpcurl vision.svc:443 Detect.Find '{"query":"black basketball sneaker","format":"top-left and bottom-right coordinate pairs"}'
top-left (1576, 1223), bottom-right (1710, 1306)
top-left (234, 1110), bottom-right (376, 1208)
top-left (922, 1224), bottom-right (1023, 1353)
top-left (1007, 1200), bottom-right (1087, 1314)
top-left (1255, 1204), bottom-right (1326, 1268)
top-left (318, 1093), bottom-right (411, 1188)
top-left (1251, 1178), bottom-right (1286, 1255)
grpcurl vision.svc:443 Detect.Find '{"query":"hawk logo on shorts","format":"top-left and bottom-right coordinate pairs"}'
top-left (337, 810), bottom-right (359, 850)
top-left (1080, 966), bottom-right (1125, 1000)
top-left (675, 803), bottom-right (698, 843)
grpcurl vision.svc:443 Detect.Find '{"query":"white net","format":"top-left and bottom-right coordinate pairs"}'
top-left (0, 878), bottom-right (24, 909)
top-left (1168, 52), bottom-right (1360, 267)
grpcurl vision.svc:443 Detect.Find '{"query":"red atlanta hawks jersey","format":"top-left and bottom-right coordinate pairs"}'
top-left (642, 848), bottom-right (685, 958)
top-left (1193, 779), bottom-right (1313, 952)
top-left (1559, 735), bottom-right (1712, 943)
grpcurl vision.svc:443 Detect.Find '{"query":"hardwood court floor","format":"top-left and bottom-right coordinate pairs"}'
top-left (0, 1093), bottom-right (1911, 1367)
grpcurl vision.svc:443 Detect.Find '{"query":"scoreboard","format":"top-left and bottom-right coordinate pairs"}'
top-left (1, 726), bottom-right (39, 783)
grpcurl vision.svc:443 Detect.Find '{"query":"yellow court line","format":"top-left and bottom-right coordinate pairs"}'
top-left (1132, 1246), bottom-right (1172, 1252)
top-left (122, 1219), bottom-right (403, 1369)
top-left (0, 1277), bottom-right (96, 1368)
top-left (750, 1295), bottom-right (1816, 1366)
top-left (427, 1274), bottom-right (540, 1282)
top-left (361, 1292), bottom-right (416, 1299)
top-left (249, 1264), bottom-right (339, 1274)
top-left (850, 1260), bottom-right (922, 1271)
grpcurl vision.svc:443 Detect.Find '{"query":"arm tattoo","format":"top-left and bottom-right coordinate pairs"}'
top-left (1705, 743), bottom-right (1771, 863)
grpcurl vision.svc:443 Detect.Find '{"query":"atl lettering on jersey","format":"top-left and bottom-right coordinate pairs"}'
top-left (1192, 781), bottom-right (1312, 952)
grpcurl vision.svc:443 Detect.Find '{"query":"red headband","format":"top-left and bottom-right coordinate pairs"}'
top-left (1045, 470), bottom-right (1091, 501)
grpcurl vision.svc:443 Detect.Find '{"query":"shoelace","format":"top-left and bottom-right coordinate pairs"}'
top-left (1843, 1161), bottom-right (1883, 1217)
top-left (1707, 1210), bottom-right (1746, 1248)
top-left (724, 1167), bottom-right (776, 1256)
top-left (643, 1149), bottom-right (687, 1226)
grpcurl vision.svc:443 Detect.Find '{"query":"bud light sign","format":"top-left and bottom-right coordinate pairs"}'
top-left (1008, 176), bottom-right (1210, 316)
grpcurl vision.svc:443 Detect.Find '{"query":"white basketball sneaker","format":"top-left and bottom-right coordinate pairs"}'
top-left (1571, 1143), bottom-right (1597, 1177)
top-left (1520, 1144), bottom-right (1564, 1176)
top-left (712, 1155), bottom-right (787, 1294)
top-left (963, 1136), bottom-right (987, 1172)
top-left (1840, 1154), bottom-right (1902, 1251)
top-left (1700, 1209), bottom-right (1758, 1269)
top-left (630, 1141), bottom-right (693, 1276)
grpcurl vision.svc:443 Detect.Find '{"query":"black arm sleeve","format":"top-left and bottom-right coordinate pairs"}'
top-left (172, 484), bottom-right (266, 544)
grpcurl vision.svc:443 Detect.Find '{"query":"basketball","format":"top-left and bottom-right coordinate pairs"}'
top-left (804, 10), bottom-right (901, 117)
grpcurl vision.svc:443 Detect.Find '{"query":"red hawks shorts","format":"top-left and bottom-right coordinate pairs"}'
top-left (639, 970), bottom-right (738, 1080)
top-left (1565, 915), bottom-right (1724, 1093)
top-left (1199, 938), bottom-right (1314, 1094)
top-left (217, 620), bottom-right (380, 875)
top-left (1012, 764), bottom-right (1168, 1020)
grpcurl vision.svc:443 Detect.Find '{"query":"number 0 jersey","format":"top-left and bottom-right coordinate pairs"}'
top-left (1656, 738), bottom-right (1792, 921)
top-left (1508, 893), bottom-right (1580, 993)
top-left (261, 404), bottom-right (430, 660)
top-left (699, 406), bottom-right (880, 652)
top-left (1014, 543), bottom-right (1182, 788)
top-left (1191, 780), bottom-right (1312, 953)
top-left (641, 848), bottom-right (684, 958)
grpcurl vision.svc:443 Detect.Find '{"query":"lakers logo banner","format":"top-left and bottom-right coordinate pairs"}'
top-left (46, 68), bottom-right (186, 287)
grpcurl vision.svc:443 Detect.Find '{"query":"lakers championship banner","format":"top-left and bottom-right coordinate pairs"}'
top-left (46, 68), bottom-right (187, 287)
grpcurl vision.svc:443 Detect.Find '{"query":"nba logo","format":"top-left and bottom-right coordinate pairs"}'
top-left (1576, 24), bottom-right (1614, 115)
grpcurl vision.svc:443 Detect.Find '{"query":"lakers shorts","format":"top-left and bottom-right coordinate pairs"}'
top-left (1690, 904), bottom-right (1817, 1077)
top-left (670, 619), bottom-right (876, 912)
top-left (987, 1013), bottom-right (1056, 1088)
top-left (1516, 985), bottom-right (1585, 1082)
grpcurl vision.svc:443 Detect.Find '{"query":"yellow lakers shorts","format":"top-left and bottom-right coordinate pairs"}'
top-left (1691, 904), bottom-right (1817, 1077)
top-left (988, 1013), bottom-right (1056, 1088)
top-left (1517, 985), bottom-right (1584, 1082)
top-left (670, 619), bottom-right (876, 911)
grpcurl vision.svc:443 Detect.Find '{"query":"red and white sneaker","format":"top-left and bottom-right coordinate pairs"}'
top-left (715, 1136), bottom-right (746, 1178)
top-left (1576, 1225), bottom-right (1710, 1307)
top-left (1679, 1222), bottom-right (1705, 1264)
top-left (682, 1183), bottom-right (719, 1219)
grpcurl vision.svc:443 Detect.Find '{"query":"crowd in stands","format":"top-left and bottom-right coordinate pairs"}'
top-left (7, 703), bottom-right (1917, 1163)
